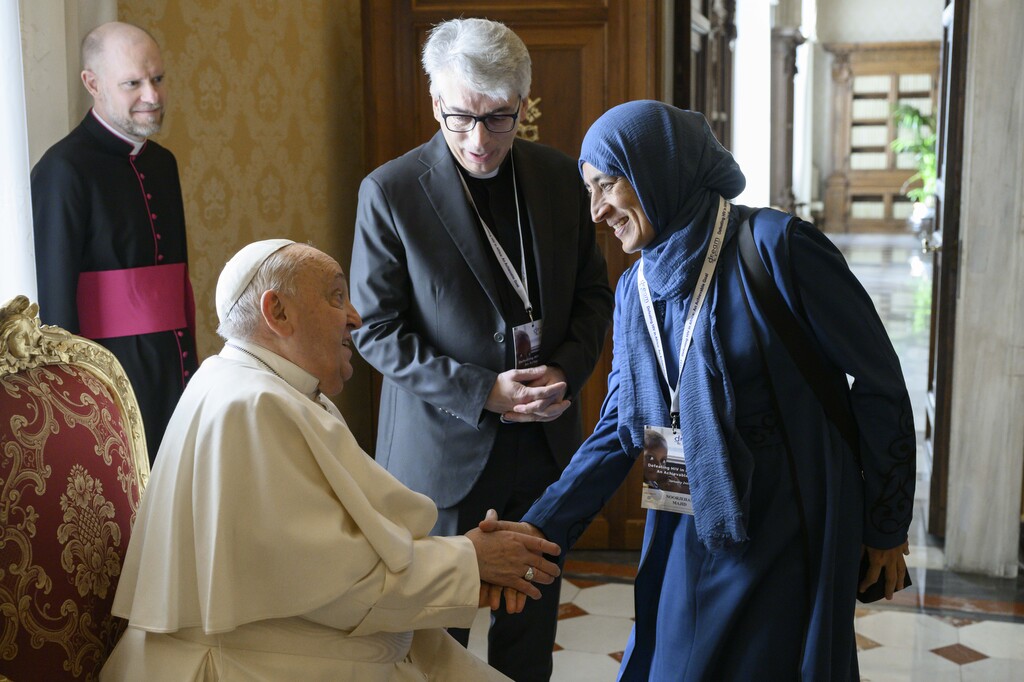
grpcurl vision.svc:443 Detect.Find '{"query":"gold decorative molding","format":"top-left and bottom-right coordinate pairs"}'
top-left (0, 295), bottom-right (149, 490)
top-left (517, 96), bottom-right (543, 142)
top-left (1, 295), bottom-right (151, 677)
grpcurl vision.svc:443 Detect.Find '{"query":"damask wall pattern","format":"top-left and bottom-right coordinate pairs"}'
top-left (118, 0), bottom-right (374, 443)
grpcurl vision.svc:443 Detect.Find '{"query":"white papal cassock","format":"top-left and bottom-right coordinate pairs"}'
top-left (102, 341), bottom-right (508, 681)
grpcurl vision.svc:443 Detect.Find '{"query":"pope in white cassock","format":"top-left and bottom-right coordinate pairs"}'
top-left (101, 240), bottom-right (562, 681)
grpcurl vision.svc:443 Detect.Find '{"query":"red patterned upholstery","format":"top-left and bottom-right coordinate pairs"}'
top-left (0, 297), bottom-right (148, 681)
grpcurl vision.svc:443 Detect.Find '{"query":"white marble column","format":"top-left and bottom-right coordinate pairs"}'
top-left (945, 0), bottom-right (1024, 577)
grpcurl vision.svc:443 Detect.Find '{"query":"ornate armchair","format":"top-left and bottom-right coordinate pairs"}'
top-left (0, 296), bottom-right (149, 681)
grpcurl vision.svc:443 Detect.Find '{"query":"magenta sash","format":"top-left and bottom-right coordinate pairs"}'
top-left (76, 263), bottom-right (192, 339)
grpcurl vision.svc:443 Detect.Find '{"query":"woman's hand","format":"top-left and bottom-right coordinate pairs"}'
top-left (859, 540), bottom-right (910, 600)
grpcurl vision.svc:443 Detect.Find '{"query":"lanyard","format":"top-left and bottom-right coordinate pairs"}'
top-left (457, 154), bottom-right (534, 320)
top-left (637, 196), bottom-right (731, 429)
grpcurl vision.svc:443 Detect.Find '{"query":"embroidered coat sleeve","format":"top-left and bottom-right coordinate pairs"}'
top-left (784, 221), bottom-right (916, 549)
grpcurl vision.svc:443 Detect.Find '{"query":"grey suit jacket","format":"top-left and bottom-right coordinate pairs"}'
top-left (350, 132), bottom-right (613, 508)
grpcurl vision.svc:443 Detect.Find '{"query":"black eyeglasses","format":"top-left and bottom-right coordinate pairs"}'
top-left (438, 96), bottom-right (521, 134)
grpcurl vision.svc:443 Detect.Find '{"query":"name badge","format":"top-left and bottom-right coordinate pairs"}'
top-left (640, 425), bottom-right (693, 515)
top-left (513, 318), bottom-right (543, 369)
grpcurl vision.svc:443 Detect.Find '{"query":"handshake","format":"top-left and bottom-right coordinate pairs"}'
top-left (465, 509), bottom-right (558, 614)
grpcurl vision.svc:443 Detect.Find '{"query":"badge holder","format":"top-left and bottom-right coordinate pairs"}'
top-left (641, 424), bottom-right (693, 514)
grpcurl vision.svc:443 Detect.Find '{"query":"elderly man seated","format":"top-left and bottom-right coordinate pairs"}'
top-left (101, 240), bottom-right (560, 681)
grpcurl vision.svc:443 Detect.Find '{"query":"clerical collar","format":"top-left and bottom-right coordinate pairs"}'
top-left (221, 339), bottom-right (321, 400)
top-left (457, 149), bottom-right (513, 181)
top-left (90, 109), bottom-right (146, 155)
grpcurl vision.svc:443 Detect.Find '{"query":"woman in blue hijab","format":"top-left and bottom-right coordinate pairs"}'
top-left (518, 101), bottom-right (916, 680)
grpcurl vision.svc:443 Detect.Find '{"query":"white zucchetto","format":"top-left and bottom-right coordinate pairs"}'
top-left (215, 239), bottom-right (295, 323)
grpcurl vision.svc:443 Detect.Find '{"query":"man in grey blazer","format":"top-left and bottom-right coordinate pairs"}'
top-left (349, 17), bottom-right (613, 682)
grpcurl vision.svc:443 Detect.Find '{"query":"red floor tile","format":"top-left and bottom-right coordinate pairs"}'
top-left (557, 603), bottom-right (587, 620)
top-left (930, 643), bottom-right (988, 665)
top-left (856, 633), bottom-right (882, 651)
top-left (931, 614), bottom-right (980, 628)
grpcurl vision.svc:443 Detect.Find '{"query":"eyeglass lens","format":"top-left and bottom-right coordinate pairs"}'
top-left (440, 97), bottom-right (520, 133)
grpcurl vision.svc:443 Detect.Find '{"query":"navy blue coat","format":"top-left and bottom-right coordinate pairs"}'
top-left (524, 208), bottom-right (915, 680)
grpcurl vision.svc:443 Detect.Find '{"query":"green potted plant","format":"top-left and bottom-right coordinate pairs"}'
top-left (891, 103), bottom-right (937, 234)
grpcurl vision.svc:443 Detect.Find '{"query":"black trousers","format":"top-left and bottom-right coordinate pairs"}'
top-left (432, 423), bottom-right (563, 682)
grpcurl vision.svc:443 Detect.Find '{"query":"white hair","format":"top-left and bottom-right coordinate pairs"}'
top-left (421, 18), bottom-right (531, 101)
top-left (216, 247), bottom-right (301, 342)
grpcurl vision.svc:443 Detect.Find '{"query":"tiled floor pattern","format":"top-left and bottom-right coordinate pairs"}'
top-left (469, 573), bottom-right (1024, 681)
top-left (468, 234), bottom-right (1024, 680)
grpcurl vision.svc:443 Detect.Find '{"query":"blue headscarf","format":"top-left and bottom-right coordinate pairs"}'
top-left (580, 101), bottom-right (750, 551)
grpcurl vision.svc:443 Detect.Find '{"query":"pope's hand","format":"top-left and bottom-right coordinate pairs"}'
top-left (465, 511), bottom-right (561, 599)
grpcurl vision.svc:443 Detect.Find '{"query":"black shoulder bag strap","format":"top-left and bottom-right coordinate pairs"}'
top-left (735, 214), bottom-right (812, 673)
top-left (738, 213), bottom-right (911, 605)
top-left (737, 212), bottom-right (860, 455)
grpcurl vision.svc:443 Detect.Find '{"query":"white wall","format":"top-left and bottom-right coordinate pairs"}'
top-left (811, 41), bottom-right (832, 201)
top-left (0, 1), bottom-right (35, 303)
top-left (21, 0), bottom-right (115, 166)
top-left (790, 33), bottom-right (815, 212)
top-left (816, 0), bottom-right (944, 44)
top-left (732, 0), bottom-right (772, 207)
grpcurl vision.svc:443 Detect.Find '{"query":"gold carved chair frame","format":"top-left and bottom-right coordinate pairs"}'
top-left (0, 295), bottom-right (150, 679)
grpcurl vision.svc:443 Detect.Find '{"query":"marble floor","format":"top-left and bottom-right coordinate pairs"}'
top-left (468, 233), bottom-right (1024, 681)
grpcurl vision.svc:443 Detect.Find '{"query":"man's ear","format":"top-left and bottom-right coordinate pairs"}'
top-left (431, 96), bottom-right (442, 124)
top-left (259, 290), bottom-right (292, 337)
top-left (81, 70), bottom-right (99, 97)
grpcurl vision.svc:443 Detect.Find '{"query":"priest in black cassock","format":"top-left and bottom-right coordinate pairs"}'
top-left (31, 21), bottom-right (197, 462)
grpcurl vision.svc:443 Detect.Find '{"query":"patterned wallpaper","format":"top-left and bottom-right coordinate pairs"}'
top-left (119, 0), bottom-right (373, 444)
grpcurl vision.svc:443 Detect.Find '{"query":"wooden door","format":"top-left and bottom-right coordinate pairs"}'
top-left (361, 0), bottom-right (662, 549)
top-left (822, 42), bottom-right (940, 234)
top-left (673, 0), bottom-right (735, 148)
top-left (925, 0), bottom-right (968, 538)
